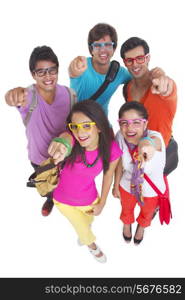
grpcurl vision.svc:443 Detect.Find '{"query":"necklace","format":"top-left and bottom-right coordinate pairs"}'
top-left (82, 151), bottom-right (100, 168)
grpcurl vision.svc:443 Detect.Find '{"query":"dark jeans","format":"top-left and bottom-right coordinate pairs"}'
top-left (31, 162), bottom-right (53, 203)
top-left (164, 137), bottom-right (179, 176)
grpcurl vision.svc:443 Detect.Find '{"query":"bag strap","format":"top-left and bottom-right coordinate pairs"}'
top-left (23, 85), bottom-right (38, 127)
top-left (33, 163), bottom-right (56, 176)
top-left (28, 160), bottom-right (65, 181)
top-left (28, 163), bottom-right (56, 181)
top-left (23, 85), bottom-right (77, 127)
top-left (64, 86), bottom-right (77, 109)
top-left (144, 173), bottom-right (164, 196)
top-left (127, 144), bottom-right (165, 196)
top-left (90, 60), bottom-right (120, 101)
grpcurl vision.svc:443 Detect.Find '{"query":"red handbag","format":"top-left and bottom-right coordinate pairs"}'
top-left (144, 174), bottom-right (172, 225)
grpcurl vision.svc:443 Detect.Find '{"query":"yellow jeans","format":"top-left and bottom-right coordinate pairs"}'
top-left (53, 198), bottom-right (99, 246)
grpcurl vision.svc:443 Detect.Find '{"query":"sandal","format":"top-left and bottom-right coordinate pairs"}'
top-left (88, 244), bottom-right (107, 263)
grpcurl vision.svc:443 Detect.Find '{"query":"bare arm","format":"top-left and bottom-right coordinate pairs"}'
top-left (149, 68), bottom-right (174, 97)
top-left (150, 67), bottom-right (174, 96)
top-left (138, 136), bottom-right (162, 162)
top-left (112, 158), bottom-right (123, 199)
top-left (5, 87), bottom-right (28, 107)
top-left (151, 76), bottom-right (174, 97)
top-left (89, 158), bottom-right (120, 216)
top-left (68, 56), bottom-right (87, 78)
top-left (48, 132), bottom-right (74, 164)
top-left (150, 67), bottom-right (165, 79)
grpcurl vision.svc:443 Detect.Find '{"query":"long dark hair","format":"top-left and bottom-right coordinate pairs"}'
top-left (66, 99), bottom-right (113, 173)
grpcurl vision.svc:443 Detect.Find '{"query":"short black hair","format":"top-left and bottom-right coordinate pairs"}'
top-left (29, 46), bottom-right (59, 72)
top-left (88, 23), bottom-right (117, 55)
top-left (120, 37), bottom-right (149, 59)
top-left (118, 101), bottom-right (148, 120)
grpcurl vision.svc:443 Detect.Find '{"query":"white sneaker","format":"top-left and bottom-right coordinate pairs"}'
top-left (88, 244), bottom-right (107, 263)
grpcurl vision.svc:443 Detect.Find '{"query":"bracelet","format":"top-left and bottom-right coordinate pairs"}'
top-left (53, 137), bottom-right (72, 156)
top-left (140, 136), bottom-right (156, 147)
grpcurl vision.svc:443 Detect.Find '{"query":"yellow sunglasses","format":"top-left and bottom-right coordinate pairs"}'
top-left (68, 122), bottom-right (96, 132)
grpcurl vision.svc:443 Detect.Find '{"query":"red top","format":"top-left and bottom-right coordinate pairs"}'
top-left (126, 81), bottom-right (177, 146)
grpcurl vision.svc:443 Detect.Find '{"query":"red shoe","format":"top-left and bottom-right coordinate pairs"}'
top-left (41, 199), bottom-right (54, 216)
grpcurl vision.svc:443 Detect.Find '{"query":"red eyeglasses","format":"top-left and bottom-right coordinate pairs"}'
top-left (123, 54), bottom-right (149, 66)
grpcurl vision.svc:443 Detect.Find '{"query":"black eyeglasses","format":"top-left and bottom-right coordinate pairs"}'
top-left (33, 66), bottom-right (58, 77)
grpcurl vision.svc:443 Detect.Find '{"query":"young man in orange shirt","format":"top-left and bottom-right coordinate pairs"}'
top-left (120, 37), bottom-right (178, 175)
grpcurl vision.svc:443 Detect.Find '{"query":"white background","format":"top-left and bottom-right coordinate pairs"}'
top-left (0, 0), bottom-right (184, 278)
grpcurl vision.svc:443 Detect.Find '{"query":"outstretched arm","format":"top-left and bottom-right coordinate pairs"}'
top-left (138, 136), bottom-right (162, 162)
top-left (48, 132), bottom-right (74, 164)
top-left (5, 87), bottom-right (28, 107)
top-left (68, 56), bottom-right (87, 78)
top-left (151, 76), bottom-right (174, 97)
top-left (150, 68), bottom-right (174, 97)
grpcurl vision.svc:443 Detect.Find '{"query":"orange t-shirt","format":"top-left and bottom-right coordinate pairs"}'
top-left (126, 81), bottom-right (177, 146)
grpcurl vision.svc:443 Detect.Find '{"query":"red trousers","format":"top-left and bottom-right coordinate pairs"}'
top-left (119, 185), bottom-right (159, 227)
